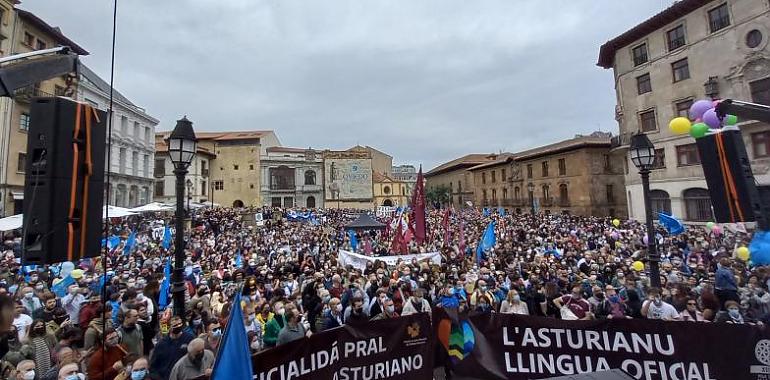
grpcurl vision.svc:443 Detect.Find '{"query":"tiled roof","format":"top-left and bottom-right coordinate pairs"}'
top-left (155, 140), bottom-right (215, 156)
top-left (597, 0), bottom-right (716, 68)
top-left (156, 131), bottom-right (273, 141)
top-left (79, 64), bottom-right (135, 107)
top-left (266, 146), bottom-right (316, 153)
top-left (467, 153), bottom-right (515, 171)
top-left (426, 154), bottom-right (496, 177)
top-left (16, 9), bottom-right (89, 55)
top-left (513, 134), bottom-right (611, 161)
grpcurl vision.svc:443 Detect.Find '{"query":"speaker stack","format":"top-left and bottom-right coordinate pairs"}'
top-left (22, 97), bottom-right (106, 264)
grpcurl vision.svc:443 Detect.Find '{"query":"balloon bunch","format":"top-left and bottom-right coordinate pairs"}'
top-left (668, 99), bottom-right (738, 138)
top-left (705, 221), bottom-right (722, 236)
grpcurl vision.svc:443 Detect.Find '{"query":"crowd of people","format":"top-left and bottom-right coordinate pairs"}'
top-left (0, 205), bottom-right (763, 379)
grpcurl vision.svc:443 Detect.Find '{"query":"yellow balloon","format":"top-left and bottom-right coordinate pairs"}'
top-left (632, 261), bottom-right (644, 271)
top-left (737, 246), bottom-right (750, 261)
top-left (612, 219), bottom-right (620, 227)
top-left (669, 117), bottom-right (692, 135)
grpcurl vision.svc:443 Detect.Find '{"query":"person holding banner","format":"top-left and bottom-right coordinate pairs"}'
top-left (553, 284), bottom-right (592, 320)
top-left (642, 287), bottom-right (680, 321)
top-left (276, 308), bottom-right (308, 345)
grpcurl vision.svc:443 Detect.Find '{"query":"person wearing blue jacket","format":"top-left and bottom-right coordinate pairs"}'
top-left (149, 316), bottom-right (194, 380)
top-left (715, 257), bottom-right (739, 309)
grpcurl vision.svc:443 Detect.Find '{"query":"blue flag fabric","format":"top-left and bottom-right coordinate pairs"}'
top-left (235, 250), bottom-right (242, 268)
top-left (475, 221), bottom-right (496, 262)
top-left (348, 230), bottom-right (358, 252)
top-left (482, 208), bottom-right (490, 217)
top-left (123, 231), bottom-right (136, 255)
top-left (102, 235), bottom-right (121, 249)
top-left (498, 207), bottom-right (505, 216)
top-left (212, 291), bottom-right (253, 380)
top-left (52, 275), bottom-right (75, 297)
top-left (162, 226), bottom-right (172, 250)
top-left (158, 259), bottom-right (172, 310)
top-left (658, 213), bottom-right (685, 235)
top-left (545, 247), bottom-right (562, 259)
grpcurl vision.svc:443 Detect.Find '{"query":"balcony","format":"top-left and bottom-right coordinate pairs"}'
top-left (201, 168), bottom-right (209, 177)
top-left (541, 198), bottom-right (555, 207)
top-left (14, 85), bottom-right (53, 103)
top-left (558, 198), bottom-right (571, 207)
top-left (153, 169), bottom-right (165, 178)
top-left (269, 184), bottom-right (296, 192)
top-left (500, 199), bottom-right (526, 207)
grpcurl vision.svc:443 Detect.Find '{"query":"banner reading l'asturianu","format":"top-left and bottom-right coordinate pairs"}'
top-left (434, 309), bottom-right (770, 380)
top-left (253, 313), bottom-right (433, 380)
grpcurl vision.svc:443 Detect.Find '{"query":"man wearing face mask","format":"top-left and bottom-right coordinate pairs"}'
top-left (370, 298), bottom-right (398, 321)
top-left (641, 288), bottom-right (680, 321)
top-left (15, 359), bottom-right (35, 380)
top-left (19, 287), bottom-right (41, 315)
top-left (344, 297), bottom-right (369, 325)
top-left (277, 308), bottom-right (308, 346)
top-left (168, 338), bottom-right (214, 380)
top-left (402, 288), bottom-right (431, 316)
top-left (149, 316), bottom-right (193, 380)
top-left (87, 328), bottom-right (127, 380)
top-left (262, 302), bottom-right (285, 348)
top-left (117, 307), bottom-right (143, 356)
top-left (321, 298), bottom-right (343, 331)
top-left (202, 321), bottom-right (222, 352)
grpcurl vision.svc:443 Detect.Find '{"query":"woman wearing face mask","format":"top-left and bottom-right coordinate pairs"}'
top-left (123, 356), bottom-right (150, 380)
top-left (26, 319), bottom-right (55, 376)
top-left (500, 290), bottom-right (528, 315)
top-left (715, 300), bottom-right (761, 324)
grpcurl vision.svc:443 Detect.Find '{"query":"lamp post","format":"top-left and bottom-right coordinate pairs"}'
top-left (629, 132), bottom-right (661, 289)
top-left (167, 116), bottom-right (197, 317)
top-left (527, 182), bottom-right (535, 215)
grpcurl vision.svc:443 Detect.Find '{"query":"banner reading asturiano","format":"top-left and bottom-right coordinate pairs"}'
top-left (434, 309), bottom-right (770, 380)
top-left (253, 313), bottom-right (433, 380)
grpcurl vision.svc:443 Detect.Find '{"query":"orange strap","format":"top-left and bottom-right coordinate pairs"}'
top-left (716, 133), bottom-right (745, 221)
top-left (67, 104), bottom-right (83, 261)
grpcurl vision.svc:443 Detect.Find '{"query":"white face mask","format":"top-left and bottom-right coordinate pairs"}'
top-left (23, 370), bottom-right (35, 380)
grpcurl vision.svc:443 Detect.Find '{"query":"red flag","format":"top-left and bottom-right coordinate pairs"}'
top-left (390, 217), bottom-right (408, 254)
top-left (411, 166), bottom-right (426, 244)
top-left (442, 208), bottom-right (451, 246)
top-left (458, 221), bottom-right (466, 258)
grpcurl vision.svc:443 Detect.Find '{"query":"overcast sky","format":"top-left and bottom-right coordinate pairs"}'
top-left (24, 1), bottom-right (666, 170)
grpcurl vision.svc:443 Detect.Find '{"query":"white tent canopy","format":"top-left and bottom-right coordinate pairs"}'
top-left (103, 205), bottom-right (137, 218)
top-left (129, 202), bottom-right (173, 213)
top-left (0, 214), bottom-right (22, 231)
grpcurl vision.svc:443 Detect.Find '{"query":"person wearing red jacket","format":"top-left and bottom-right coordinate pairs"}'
top-left (87, 327), bottom-right (127, 380)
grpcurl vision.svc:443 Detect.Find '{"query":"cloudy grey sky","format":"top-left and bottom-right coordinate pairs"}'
top-left (24, 1), bottom-right (665, 170)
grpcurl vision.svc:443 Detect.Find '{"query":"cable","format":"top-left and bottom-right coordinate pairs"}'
top-left (100, 0), bottom-right (118, 372)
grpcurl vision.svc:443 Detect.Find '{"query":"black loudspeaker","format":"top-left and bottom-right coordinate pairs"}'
top-left (23, 97), bottom-right (106, 264)
top-left (696, 129), bottom-right (762, 224)
top-left (543, 369), bottom-right (635, 380)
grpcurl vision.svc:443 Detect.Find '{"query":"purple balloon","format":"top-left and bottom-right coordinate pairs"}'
top-left (702, 108), bottom-right (721, 129)
top-left (689, 100), bottom-right (713, 121)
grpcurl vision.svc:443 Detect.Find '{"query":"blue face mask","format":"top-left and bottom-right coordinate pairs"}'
top-left (131, 369), bottom-right (147, 380)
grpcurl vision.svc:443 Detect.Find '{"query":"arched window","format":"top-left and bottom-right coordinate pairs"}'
top-left (683, 188), bottom-right (713, 221)
top-left (542, 185), bottom-right (550, 200)
top-left (306, 196), bottom-right (316, 208)
top-left (503, 187), bottom-right (508, 200)
top-left (650, 190), bottom-right (671, 215)
top-left (305, 170), bottom-right (316, 185)
top-left (559, 184), bottom-right (569, 203)
top-left (514, 186), bottom-right (520, 200)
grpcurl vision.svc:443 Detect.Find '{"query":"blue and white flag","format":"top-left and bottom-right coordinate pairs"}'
top-left (123, 230), bottom-right (137, 255)
top-left (498, 207), bottom-right (505, 216)
top-left (52, 275), bottom-right (75, 297)
top-left (158, 259), bottom-right (171, 310)
top-left (658, 212), bottom-right (685, 235)
top-left (211, 291), bottom-right (253, 380)
top-left (348, 230), bottom-right (358, 252)
top-left (162, 226), bottom-right (172, 250)
top-left (476, 221), bottom-right (496, 262)
top-left (234, 250), bottom-right (242, 268)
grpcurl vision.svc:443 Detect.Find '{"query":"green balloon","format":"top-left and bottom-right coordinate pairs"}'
top-left (725, 114), bottom-right (738, 125)
top-left (690, 122), bottom-right (709, 138)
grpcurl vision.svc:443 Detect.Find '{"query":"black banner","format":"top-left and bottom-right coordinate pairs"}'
top-left (434, 309), bottom-right (770, 380)
top-left (252, 313), bottom-right (434, 380)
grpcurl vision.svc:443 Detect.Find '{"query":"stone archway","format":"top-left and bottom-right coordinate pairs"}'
top-left (383, 199), bottom-right (394, 207)
top-left (233, 199), bottom-right (244, 208)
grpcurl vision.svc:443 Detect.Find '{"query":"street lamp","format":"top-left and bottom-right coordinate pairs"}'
top-left (186, 179), bottom-right (193, 211)
top-left (167, 116), bottom-right (197, 317)
top-left (629, 132), bottom-right (661, 289)
top-left (527, 182), bottom-right (535, 215)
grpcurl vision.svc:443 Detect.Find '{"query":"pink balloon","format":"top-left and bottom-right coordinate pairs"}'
top-left (712, 226), bottom-right (722, 236)
top-left (643, 235), bottom-right (649, 245)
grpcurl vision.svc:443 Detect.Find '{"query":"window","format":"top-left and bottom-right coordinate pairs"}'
top-left (201, 181), bottom-right (207, 196)
top-left (501, 169), bottom-right (506, 181)
top-left (249, 164), bottom-right (254, 170)
top-left (233, 164), bottom-right (239, 170)
top-left (250, 184), bottom-right (255, 189)
top-left (491, 189), bottom-right (497, 200)
top-left (143, 154), bottom-right (149, 177)
top-left (637, 73), bottom-right (652, 94)
top-left (603, 154), bottom-right (611, 171)
top-left (752, 132), bottom-right (770, 158)
top-left (133, 122), bottom-right (140, 138)
top-left (19, 113), bottom-right (30, 131)
top-left (746, 29), bottom-right (763, 49)
top-left (676, 144), bottom-right (701, 166)
top-left (23, 32), bottom-right (34, 47)
top-left (144, 127), bottom-right (151, 142)
top-left (481, 172), bottom-right (486, 184)
top-left (750, 78), bottom-right (770, 106)
top-left (305, 170), bottom-right (316, 185)
top-left (271, 197), bottom-right (281, 207)
top-left (119, 148), bottom-right (126, 174)
top-left (632, 43), bottom-right (648, 66)
top-left (526, 164), bottom-right (533, 178)
top-left (17, 152), bottom-right (25, 173)
top-left (154, 159), bottom-right (165, 177)
top-left (683, 188), bottom-right (713, 222)
top-left (542, 161), bottom-right (549, 177)
top-left (559, 184), bottom-right (569, 203)
top-left (154, 181), bottom-right (164, 197)
top-left (639, 109), bottom-right (657, 132)
top-left (284, 197), bottom-right (294, 208)
top-left (542, 185), bottom-right (550, 200)
top-left (35, 39), bottom-right (46, 50)
top-left (652, 148), bottom-right (666, 169)
top-left (667, 25), bottom-right (686, 51)
top-left (214, 181), bottom-right (224, 190)
top-left (606, 184), bottom-right (615, 203)
top-left (650, 190), bottom-right (671, 215)
top-left (675, 99), bottom-right (693, 118)
top-left (558, 158), bottom-right (566, 176)
top-left (383, 186), bottom-right (391, 194)
top-left (671, 58), bottom-right (690, 82)
top-left (708, 3), bottom-right (730, 33)
top-left (307, 196), bottom-right (316, 208)
top-left (120, 116), bottom-right (128, 135)
top-left (482, 189), bottom-right (487, 201)
top-left (54, 85), bottom-right (66, 96)
top-left (491, 170), bottom-right (496, 183)
top-left (132, 151), bottom-right (138, 176)
top-left (503, 187), bottom-right (508, 200)
top-left (514, 186), bottom-right (520, 200)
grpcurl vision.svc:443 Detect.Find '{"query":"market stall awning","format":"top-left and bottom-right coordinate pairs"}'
top-left (0, 214), bottom-right (22, 231)
top-left (345, 213), bottom-right (386, 230)
top-left (103, 205), bottom-right (137, 218)
top-left (129, 202), bottom-right (173, 213)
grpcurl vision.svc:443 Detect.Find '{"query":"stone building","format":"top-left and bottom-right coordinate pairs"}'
top-left (78, 64), bottom-right (158, 208)
top-left (391, 164), bottom-right (417, 197)
top-left (425, 154), bottom-right (497, 208)
top-left (349, 145), bottom-right (392, 177)
top-left (373, 172), bottom-right (410, 207)
top-left (598, 0), bottom-right (770, 221)
top-left (323, 149), bottom-right (374, 209)
top-left (153, 136), bottom-right (216, 206)
top-left (155, 130), bottom-right (280, 207)
top-left (466, 153), bottom-right (518, 209)
top-left (260, 147), bottom-right (323, 208)
top-left (0, 7), bottom-right (88, 215)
